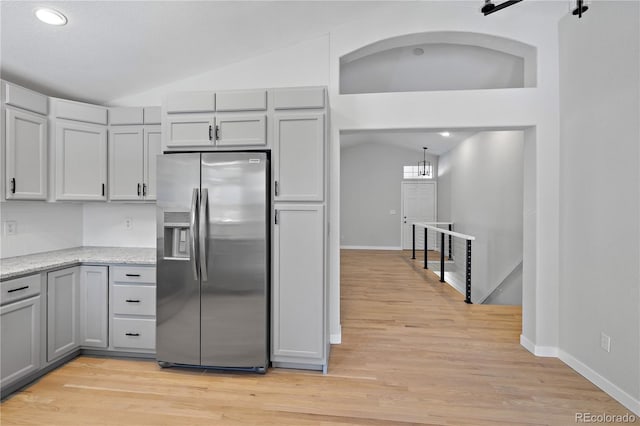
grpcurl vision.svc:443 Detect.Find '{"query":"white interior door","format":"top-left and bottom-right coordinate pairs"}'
top-left (401, 181), bottom-right (436, 250)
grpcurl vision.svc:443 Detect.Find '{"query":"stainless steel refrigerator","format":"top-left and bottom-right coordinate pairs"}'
top-left (156, 152), bottom-right (269, 372)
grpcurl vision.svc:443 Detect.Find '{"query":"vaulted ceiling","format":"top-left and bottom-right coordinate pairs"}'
top-left (1, 1), bottom-right (383, 104)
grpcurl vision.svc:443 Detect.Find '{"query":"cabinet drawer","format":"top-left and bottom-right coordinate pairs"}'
top-left (112, 266), bottom-right (155, 283)
top-left (112, 318), bottom-right (155, 350)
top-left (112, 285), bottom-right (156, 316)
top-left (1, 275), bottom-right (41, 306)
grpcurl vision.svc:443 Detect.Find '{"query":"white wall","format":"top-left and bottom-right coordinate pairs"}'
top-left (0, 202), bottom-right (83, 258)
top-left (329, 1), bottom-right (563, 350)
top-left (83, 203), bottom-right (156, 248)
top-left (340, 142), bottom-right (437, 248)
top-left (110, 35), bottom-right (330, 106)
top-left (559, 1), bottom-right (640, 413)
top-left (437, 131), bottom-right (524, 303)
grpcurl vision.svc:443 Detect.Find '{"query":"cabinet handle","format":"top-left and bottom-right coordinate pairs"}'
top-left (137, 183), bottom-right (141, 196)
top-left (125, 299), bottom-right (141, 303)
top-left (125, 332), bottom-right (140, 337)
top-left (102, 183), bottom-right (105, 196)
top-left (10, 178), bottom-right (16, 194)
top-left (7, 285), bottom-right (28, 293)
top-left (274, 209), bottom-right (278, 225)
top-left (208, 125), bottom-right (212, 141)
top-left (142, 183), bottom-right (147, 196)
top-left (274, 181), bottom-right (279, 196)
top-left (125, 273), bottom-right (141, 277)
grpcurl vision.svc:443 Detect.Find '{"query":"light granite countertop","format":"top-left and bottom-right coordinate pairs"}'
top-left (0, 246), bottom-right (156, 281)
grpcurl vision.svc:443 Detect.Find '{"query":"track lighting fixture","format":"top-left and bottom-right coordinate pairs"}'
top-left (481, 0), bottom-right (523, 16)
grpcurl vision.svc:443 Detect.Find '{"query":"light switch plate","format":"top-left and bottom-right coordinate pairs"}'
top-left (124, 217), bottom-right (133, 229)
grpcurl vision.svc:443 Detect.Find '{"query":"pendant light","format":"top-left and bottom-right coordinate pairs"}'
top-left (419, 147), bottom-right (432, 177)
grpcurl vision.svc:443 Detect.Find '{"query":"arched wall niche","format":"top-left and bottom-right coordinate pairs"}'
top-left (340, 31), bottom-right (537, 94)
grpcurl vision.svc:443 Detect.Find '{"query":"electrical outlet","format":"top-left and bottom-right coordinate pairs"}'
top-left (124, 217), bottom-right (133, 229)
top-left (4, 221), bottom-right (17, 236)
top-left (600, 332), bottom-right (611, 353)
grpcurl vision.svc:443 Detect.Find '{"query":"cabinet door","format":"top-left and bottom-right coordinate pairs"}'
top-left (0, 296), bottom-right (41, 387)
top-left (143, 126), bottom-right (161, 200)
top-left (79, 266), bottom-right (108, 348)
top-left (272, 204), bottom-right (324, 362)
top-left (216, 114), bottom-right (266, 147)
top-left (273, 114), bottom-right (324, 201)
top-left (55, 120), bottom-right (107, 200)
top-left (5, 108), bottom-right (47, 200)
top-left (109, 127), bottom-right (144, 200)
top-left (47, 267), bottom-right (80, 362)
top-left (164, 114), bottom-right (214, 148)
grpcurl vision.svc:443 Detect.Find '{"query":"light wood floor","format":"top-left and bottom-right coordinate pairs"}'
top-left (1, 249), bottom-right (631, 425)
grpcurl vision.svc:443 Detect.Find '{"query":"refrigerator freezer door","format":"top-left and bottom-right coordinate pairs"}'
top-left (156, 153), bottom-right (202, 366)
top-left (200, 152), bottom-right (268, 368)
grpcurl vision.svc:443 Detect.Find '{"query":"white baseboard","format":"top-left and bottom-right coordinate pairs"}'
top-left (519, 334), bottom-right (558, 357)
top-left (558, 349), bottom-right (640, 416)
top-left (330, 325), bottom-right (342, 344)
top-left (340, 245), bottom-right (402, 250)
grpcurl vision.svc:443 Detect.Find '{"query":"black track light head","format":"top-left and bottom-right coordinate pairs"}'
top-left (481, 0), bottom-right (496, 14)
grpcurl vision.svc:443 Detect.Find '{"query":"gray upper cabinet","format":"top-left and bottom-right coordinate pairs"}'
top-left (273, 87), bottom-right (325, 110)
top-left (109, 107), bottom-right (144, 126)
top-left (143, 107), bottom-right (161, 125)
top-left (273, 113), bottom-right (325, 202)
top-left (4, 108), bottom-right (47, 200)
top-left (47, 267), bottom-right (80, 362)
top-left (163, 90), bottom-right (271, 151)
top-left (79, 266), bottom-right (108, 349)
top-left (109, 126), bottom-right (144, 201)
top-left (164, 114), bottom-right (215, 148)
top-left (54, 99), bottom-right (108, 125)
top-left (216, 115), bottom-right (266, 146)
top-left (55, 120), bottom-right (107, 201)
top-left (216, 89), bottom-right (267, 112)
top-left (166, 92), bottom-right (215, 114)
top-left (3, 81), bottom-right (48, 115)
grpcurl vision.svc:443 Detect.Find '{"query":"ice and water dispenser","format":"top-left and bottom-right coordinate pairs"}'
top-left (163, 211), bottom-right (191, 259)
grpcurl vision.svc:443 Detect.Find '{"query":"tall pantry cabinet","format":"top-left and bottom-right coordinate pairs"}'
top-left (271, 88), bottom-right (328, 372)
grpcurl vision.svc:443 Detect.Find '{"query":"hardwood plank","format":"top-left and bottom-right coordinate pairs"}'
top-left (0, 249), bottom-right (632, 425)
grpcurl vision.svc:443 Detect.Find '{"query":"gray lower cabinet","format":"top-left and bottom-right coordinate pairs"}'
top-left (272, 204), bottom-right (326, 369)
top-left (0, 282), bottom-right (41, 388)
top-left (109, 265), bottom-right (156, 353)
top-left (79, 266), bottom-right (108, 348)
top-left (47, 267), bottom-right (80, 362)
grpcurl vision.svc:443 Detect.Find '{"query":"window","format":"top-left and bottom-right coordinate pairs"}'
top-left (403, 165), bottom-right (432, 179)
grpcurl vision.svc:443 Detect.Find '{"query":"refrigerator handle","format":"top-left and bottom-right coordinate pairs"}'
top-left (190, 188), bottom-right (199, 281)
top-left (199, 188), bottom-right (209, 282)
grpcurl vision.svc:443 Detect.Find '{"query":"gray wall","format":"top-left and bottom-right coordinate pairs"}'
top-left (559, 1), bottom-right (640, 403)
top-left (340, 142), bottom-right (438, 248)
top-left (437, 130), bottom-right (524, 303)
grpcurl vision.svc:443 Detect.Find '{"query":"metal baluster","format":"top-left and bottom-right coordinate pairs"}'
top-left (412, 224), bottom-right (416, 260)
top-left (423, 228), bottom-right (428, 269)
top-left (465, 240), bottom-right (472, 304)
top-left (448, 224), bottom-right (453, 260)
top-left (440, 232), bottom-right (445, 282)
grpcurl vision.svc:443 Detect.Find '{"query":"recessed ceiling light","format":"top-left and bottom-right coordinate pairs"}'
top-left (35, 8), bottom-right (68, 26)
top-left (413, 47), bottom-right (425, 56)
top-left (440, 131), bottom-right (451, 137)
